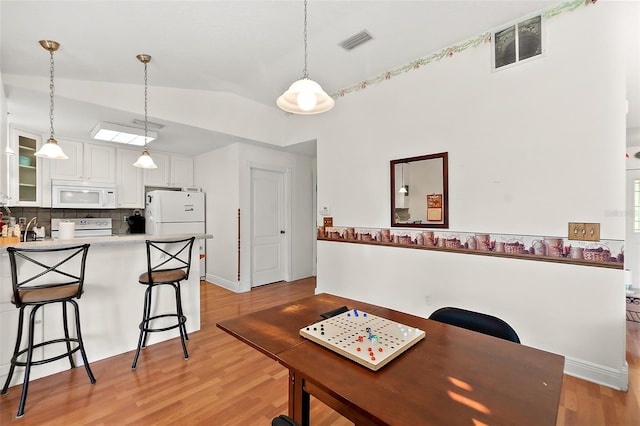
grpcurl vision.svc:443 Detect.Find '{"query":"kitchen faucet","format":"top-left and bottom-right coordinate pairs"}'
top-left (23, 217), bottom-right (38, 242)
top-left (0, 200), bottom-right (10, 217)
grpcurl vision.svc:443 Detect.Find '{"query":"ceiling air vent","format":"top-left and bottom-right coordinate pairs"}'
top-left (339, 30), bottom-right (373, 51)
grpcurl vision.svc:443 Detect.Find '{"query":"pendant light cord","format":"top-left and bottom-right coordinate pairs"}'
top-left (303, 0), bottom-right (308, 79)
top-left (48, 49), bottom-right (55, 140)
top-left (143, 60), bottom-right (148, 147)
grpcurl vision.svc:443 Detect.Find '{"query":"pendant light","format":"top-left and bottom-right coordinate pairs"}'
top-left (34, 40), bottom-right (68, 160)
top-left (276, 0), bottom-right (334, 114)
top-left (133, 54), bottom-right (157, 169)
top-left (399, 163), bottom-right (408, 194)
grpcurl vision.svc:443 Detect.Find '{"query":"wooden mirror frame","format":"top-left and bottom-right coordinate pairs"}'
top-left (390, 152), bottom-right (449, 229)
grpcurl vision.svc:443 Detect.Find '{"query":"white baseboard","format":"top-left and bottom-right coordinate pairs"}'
top-left (564, 356), bottom-right (629, 391)
top-left (205, 273), bottom-right (248, 293)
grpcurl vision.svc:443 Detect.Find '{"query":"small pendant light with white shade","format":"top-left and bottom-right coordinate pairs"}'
top-left (133, 54), bottom-right (157, 169)
top-left (34, 40), bottom-right (68, 160)
top-left (399, 163), bottom-right (408, 194)
top-left (277, 0), bottom-right (334, 114)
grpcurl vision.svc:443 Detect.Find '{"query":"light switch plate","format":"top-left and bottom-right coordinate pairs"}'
top-left (568, 222), bottom-right (600, 241)
top-left (568, 222), bottom-right (585, 241)
top-left (584, 223), bottom-right (600, 241)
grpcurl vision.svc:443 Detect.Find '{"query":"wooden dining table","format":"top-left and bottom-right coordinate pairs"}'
top-left (217, 293), bottom-right (565, 426)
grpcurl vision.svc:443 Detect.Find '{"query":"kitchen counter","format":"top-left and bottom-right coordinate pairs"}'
top-left (1, 233), bottom-right (211, 387)
top-left (0, 232), bottom-right (211, 253)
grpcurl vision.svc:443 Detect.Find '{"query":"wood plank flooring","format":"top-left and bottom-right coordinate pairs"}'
top-left (0, 278), bottom-right (638, 425)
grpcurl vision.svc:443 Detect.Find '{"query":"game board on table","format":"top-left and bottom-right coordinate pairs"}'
top-left (299, 308), bottom-right (425, 371)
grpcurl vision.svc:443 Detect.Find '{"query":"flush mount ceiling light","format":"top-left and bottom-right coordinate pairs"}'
top-left (91, 122), bottom-right (157, 146)
top-left (133, 54), bottom-right (158, 169)
top-left (34, 40), bottom-right (68, 160)
top-left (276, 0), bottom-right (334, 115)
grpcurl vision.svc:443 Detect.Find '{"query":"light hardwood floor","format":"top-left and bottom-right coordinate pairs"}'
top-left (0, 278), bottom-right (638, 425)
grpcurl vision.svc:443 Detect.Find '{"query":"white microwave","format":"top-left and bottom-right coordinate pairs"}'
top-left (51, 180), bottom-right (117, 209)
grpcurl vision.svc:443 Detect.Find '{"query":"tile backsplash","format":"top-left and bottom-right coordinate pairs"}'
top-left (3, 207), bottom-right (144, 236)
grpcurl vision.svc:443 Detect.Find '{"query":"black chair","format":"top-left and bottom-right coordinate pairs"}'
top-left (429, 306), bottom-right (521, 343)
top-left (272, 414), bottom-right (300, 426)
top-left (132, 237), bottom-right (196, 369)
top-left (1, 244), bottom-right (95, 418)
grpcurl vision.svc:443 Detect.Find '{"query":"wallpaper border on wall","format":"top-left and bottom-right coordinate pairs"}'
top-left (330, 0), bottom-right (597, 99)
top-left (318, 225), bottom-right (624, 269)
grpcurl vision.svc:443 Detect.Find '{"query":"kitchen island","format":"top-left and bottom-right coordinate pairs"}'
top-left (0, 233), bottom-right (210, 387)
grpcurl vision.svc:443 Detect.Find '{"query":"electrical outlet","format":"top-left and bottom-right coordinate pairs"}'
top-left (584, 223), bottom-right (600, 241)
top-left (18, 217), bottom-right (26, 225)
top-left (123, 215), bottom-right (128, 222)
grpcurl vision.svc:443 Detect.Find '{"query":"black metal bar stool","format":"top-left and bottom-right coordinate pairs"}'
top-left (1, 244), bottom-right (95, 418)
top-left (131, 237), bottom-right (196, 369)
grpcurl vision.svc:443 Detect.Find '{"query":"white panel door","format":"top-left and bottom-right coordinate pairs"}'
top-left (251, 168), bottom-right (285, 287)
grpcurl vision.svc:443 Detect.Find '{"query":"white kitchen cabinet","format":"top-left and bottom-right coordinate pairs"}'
top-left (143, 152), bottom-right (170, 187)
top-left (170, 155), bottom-right (194, 188)
top-left (84, 143), bottom-right (116, 182)
top-left (6, 128), bottom-right (43, 207)
top-left (50, 140), bottom-right (115, 183)
top-left (116, 147), bottom-right (144, 208)
top-left (144, 153), bottom-right (193, 188)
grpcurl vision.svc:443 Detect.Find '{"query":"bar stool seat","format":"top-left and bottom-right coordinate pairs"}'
top-left (1, 244), bottom-right (95, 418)
top-left (131, 237), bottom-right (196, 369)
top-left (12, 285), bottom-right (80, 304)
top-left (138, 269), bottom-right (186, 284)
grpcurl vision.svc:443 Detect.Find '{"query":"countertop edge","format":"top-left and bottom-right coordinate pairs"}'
top-left (0, 233), bottom-right (212, 253)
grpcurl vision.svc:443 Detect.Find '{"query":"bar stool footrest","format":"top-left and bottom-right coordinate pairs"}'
top-left (11, 338), bottom-right (83, 367)
top-left (139, 313), bottom-right (187, 333)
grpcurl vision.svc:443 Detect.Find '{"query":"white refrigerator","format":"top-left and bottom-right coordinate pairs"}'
top-left (145, 190), bottom-right (206, 279)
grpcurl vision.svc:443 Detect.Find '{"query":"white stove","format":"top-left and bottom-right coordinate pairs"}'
top-left (51, 218), bottom-right (113, 238)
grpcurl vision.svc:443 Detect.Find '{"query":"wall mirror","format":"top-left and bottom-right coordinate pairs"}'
top-left (390, 152), bottom-right (449, 228)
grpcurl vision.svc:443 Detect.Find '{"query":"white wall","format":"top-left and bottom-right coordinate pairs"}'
top-left (195, 142), bottom-right (315, 292)
top-left (314, 3), bottom-right (630, 389)
top-left (194, 143), bottom-right (241, 290)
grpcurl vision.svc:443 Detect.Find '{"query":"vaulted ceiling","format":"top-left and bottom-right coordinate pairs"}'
top-left (1, 1), bottom-right (637, 155)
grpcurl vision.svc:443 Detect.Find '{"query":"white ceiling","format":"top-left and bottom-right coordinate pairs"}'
top-left (1, 1), bottom-right (637, 155)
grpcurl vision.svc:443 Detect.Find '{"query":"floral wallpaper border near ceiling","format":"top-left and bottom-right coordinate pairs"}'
top-left (330, 0), bottom-right (597, 100)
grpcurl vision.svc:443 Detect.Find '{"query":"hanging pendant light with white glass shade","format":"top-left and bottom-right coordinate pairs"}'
top-left (399, 163), bottom-right (408, 194)
top-left (276, 0), bottom-right (334, 115)
top-left (34, 40), bottom-right (68, 160)
top-left (133, 54), bottom-right (157, 169)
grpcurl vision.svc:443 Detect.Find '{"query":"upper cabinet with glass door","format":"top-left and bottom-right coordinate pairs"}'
top-left (7, 129), bottom-right (43, 206)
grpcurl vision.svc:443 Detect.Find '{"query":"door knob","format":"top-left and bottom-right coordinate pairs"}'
top-left (280, 230), bottom-right (285, 234)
